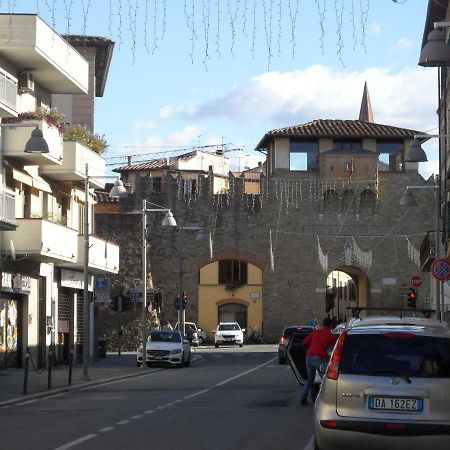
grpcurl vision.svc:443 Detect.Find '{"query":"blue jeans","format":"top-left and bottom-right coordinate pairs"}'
top-left (300, 355), bottom-right (324, 401)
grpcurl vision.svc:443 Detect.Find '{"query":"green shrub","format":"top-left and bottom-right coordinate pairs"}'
top-left (64, 124), bottom-right (108, 154)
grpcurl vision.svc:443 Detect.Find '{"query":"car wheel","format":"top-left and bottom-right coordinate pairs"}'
top-left (177, 353), bottom-right (184, 368)
top-left (239, 344), bottom-right (243, 348)
top-left (278, 356), bottom-right (286, 364)
top-left (146, 362), bottom-right (152, 368)
top-left (184, 353), bottom-right (191, 367)
top-left (137, 362), bottom-right (142, 367)
top-left (215, 343), bottom-right (219, 348)
top-left (198, 336), bottom-right (205, 345)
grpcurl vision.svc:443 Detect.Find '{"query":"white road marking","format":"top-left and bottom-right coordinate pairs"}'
top-left (166, 402), bottom-right (175, 406)
top-left (53, 356), bottom-right (277, 449)
top-left (41, 393), bottom-right (63, 400)
top-left (17, 399), bottom-right (38, 406)
top-left (99, 427), bottom-right (114, 433)
top-left (79, 370), bottom-right (162, 391)
top-left (131, 414), bottom-right (143, 419)
top-left (52, 434), bottom-right (97, 450)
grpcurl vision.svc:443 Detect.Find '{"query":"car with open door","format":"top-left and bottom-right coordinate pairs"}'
top-left (314, 316), bottom-right (450, 450)
top-left (286, 329), bottom-right (324, 402)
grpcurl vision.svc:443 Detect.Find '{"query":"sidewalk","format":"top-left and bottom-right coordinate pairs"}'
top-left (0, 353), bottom-right (144, 407)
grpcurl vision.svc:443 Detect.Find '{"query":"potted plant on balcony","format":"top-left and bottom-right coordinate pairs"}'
top-left (1, 107), bottom-right (65, 133)
top-left (63, 124), bottom-right (108, 155)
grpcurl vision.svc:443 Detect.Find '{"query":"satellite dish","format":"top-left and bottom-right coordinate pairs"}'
top-left (9, 240), bottom-right (16, 261)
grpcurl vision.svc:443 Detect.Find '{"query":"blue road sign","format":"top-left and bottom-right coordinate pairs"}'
top-left (311, 319), bottom-right (318, 328)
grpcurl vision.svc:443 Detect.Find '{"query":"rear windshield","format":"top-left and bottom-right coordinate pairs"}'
top-left (284, 328), bottom-right (312, 340)
top-left (340, 333), bottom-right (450, 378)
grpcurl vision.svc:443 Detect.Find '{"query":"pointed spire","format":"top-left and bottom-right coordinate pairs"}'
top-left (359, 81), bottom-right (374, 123)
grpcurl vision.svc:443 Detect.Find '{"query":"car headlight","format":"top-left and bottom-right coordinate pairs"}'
top-left (137, 346), bottom-right (143, 352)
top-left (171, 349), bottom-right (182, 354)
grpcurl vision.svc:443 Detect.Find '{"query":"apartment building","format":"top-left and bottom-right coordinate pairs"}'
top-left (0, 14), bottom-right (118, 368)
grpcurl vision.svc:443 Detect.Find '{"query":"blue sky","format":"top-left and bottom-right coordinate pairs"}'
top-left (1, 1), bottom-right (437, 176)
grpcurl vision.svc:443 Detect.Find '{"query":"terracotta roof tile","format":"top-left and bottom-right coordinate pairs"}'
top-left (113, 150), bottom-right (218, 172)
top-left (255, 119), bottom-right (423, 149)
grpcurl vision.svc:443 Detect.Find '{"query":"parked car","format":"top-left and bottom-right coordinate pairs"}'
top-left (314, 316), bottom-right (450, 450)
top-left (197, 328), bottom-right (208, 345)
top-left (136, 330), bottom-right (191, 368)
top-left (278, 325), bottom-right (314, 364)
top-left (214, 322), bottom-right (245, 348)
top-left (174, 321), bottom-right (200, 347)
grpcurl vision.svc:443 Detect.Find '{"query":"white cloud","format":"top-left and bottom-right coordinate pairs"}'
top-left (370, 22), bottom-right (381, 34)
top-left (158, 65), bottom-right (436, 133)
top-left (389, 38), bottom-right (414, 53)
top-left (133, 121), bottom-right (156, 130)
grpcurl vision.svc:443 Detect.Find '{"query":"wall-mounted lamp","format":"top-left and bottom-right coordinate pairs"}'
top-left (24, 126), bottom-right (49, 153)
top-left (419, 26), bottom-right (450, 67)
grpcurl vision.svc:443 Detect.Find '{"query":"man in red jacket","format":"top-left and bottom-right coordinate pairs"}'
top-left (300, 317), bottom-right (337, 405)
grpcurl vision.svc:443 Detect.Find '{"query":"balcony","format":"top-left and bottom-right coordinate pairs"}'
top-left (40, 140), bottom-right (106, 187)
top-left (0, 186), bottom-right (17, 231)
top-left (0, 15), bottom-right (88, 94)
top-left (2, 219), bottom-right (78, 263)
top-left (1, 120), bottom-right (63, 165)
top-left (75, 235), bottom-right (119, 275)
top-left (420, 231), bottom-right (436, 271)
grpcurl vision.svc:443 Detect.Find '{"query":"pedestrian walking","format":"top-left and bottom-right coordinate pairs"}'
top-left (300, 317), bottom-right (337, 405)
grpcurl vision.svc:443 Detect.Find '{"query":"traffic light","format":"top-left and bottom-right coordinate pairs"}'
top-left (181, 291), bottom-right (187, 310)
top-left (325, 292), bottom-right (335, 313)
top-left (111, 297), bottom-right (119, 311)
top-left (407, 288), bottom-right (417, 309)
top-left (121, 294), bottom-right (131, 312)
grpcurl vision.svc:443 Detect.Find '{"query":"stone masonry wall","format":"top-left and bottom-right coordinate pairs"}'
top-left (95, 170), bottom-right (434, 346)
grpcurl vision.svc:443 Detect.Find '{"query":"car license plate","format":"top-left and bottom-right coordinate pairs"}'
top-left (368, 396), bottom-right (423, 412)
top-left (153, 356), bottom-right (163, 360)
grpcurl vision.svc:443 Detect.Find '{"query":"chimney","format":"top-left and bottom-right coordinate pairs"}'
top-left (127, 155), bottom-right (133, 165)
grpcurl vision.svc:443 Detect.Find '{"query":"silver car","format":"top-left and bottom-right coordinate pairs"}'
top-left (314, 316), bottom-right (450, 450)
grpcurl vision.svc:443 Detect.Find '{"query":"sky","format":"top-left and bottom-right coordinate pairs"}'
top-left (0, 0), bottom-right (438, 177)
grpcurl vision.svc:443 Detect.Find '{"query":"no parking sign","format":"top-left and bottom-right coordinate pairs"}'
top-left (431, 258), bottom-right (450, 281)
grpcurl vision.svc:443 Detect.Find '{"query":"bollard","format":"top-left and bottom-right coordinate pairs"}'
top-left (47, 346), bottom-right (53, 390)
top-left (22, 347), bottom-right (30, 395)
top-left (68, 345), bottom-right (74, 385)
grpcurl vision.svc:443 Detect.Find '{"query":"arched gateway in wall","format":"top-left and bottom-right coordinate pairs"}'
top-left (196, 250), bottom-right (265, 336)
top-left (326, 265), bottom-right (370, 322)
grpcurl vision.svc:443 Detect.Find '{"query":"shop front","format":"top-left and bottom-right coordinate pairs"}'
top-left (0, 272), bottom-right (31, 369)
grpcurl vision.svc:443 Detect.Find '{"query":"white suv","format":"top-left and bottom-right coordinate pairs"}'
top-left (214, 322), bottom-right (245, 348)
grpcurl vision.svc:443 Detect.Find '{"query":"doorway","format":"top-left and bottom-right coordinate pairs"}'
top-left (218, 303), bottom-right (247, 329)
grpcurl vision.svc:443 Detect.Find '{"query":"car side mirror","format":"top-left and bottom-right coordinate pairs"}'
top-left (242, 329), bottom-right (246, 333)
top-left (198, 328), bottom-right (202, 331)
top-left (212, 330), bottom-right (216, 333)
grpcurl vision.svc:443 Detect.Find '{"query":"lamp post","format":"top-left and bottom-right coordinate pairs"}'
top-left (400, 176), bottom-right (440, 319)
top-left (81, 164), bottom-right (127, 380)
top-left (176, 226), bottom-right (208, 338)
top-left (141, 200), bottom-right (177, 368)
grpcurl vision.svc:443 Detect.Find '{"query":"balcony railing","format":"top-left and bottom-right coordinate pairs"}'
top-left (420, 231), bottom-right (436, 271)
top-left (0, 187), bottom-right (17, 230)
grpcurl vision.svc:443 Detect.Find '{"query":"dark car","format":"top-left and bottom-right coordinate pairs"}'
top-left (278, 325), bottom-right (314, 364)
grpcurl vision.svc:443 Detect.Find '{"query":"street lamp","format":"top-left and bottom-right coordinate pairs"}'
top-left (400, 176), bottom-right (441, 319)
top-left (81, 164), bottom-right (127, 380)
top-left (141, 200), bottom-right (177, 369)
top-left (177, 225), bottom-right (209, 338)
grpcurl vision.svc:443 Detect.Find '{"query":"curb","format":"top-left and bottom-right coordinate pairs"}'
top-left (0, 368), bottom-right (162, 408)
top-left (0, 353), bottom-right (203, 408)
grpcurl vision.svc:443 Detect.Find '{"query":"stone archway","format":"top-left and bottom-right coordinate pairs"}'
top-left (326, 265), bottom-right (370, 322)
